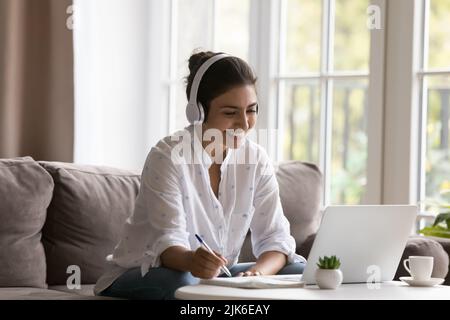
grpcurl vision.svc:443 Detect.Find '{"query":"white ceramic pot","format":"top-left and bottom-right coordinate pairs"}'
top-left (315, 269), bottom-right (343, 289)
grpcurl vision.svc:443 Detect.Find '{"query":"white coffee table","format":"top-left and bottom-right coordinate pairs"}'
top-left (175, 281), bottom-right (450, 300)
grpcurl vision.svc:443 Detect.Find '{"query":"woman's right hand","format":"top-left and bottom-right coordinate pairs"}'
top-left (188, 247), bottom-right (228, 279)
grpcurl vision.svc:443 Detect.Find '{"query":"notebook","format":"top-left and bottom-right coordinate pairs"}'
top-left (199, 274), bottom-right (305, 289)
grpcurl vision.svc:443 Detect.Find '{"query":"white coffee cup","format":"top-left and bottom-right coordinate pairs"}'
top-left (403, 256), bottom-right (434, 281)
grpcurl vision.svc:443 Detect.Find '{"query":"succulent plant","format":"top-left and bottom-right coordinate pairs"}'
top-left (316, 255), bottom-right (341, 269)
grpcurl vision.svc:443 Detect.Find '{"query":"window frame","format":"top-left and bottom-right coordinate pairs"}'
top-left (253, 0), bottom-right (386, 206)
top-left (417, 0), bottom-right (450, 207)
top-left (164, 0), bottom-right (387, 207)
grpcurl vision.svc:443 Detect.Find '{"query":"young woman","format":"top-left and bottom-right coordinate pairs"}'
top-left (94, 51), bottom-right (306, 300)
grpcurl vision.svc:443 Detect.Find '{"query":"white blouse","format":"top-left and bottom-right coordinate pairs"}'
top-left (94, 125), bottom-right (305, 295)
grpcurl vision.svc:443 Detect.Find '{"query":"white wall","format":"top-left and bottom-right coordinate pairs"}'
top-left (74, 0), bottom-right (170, 171)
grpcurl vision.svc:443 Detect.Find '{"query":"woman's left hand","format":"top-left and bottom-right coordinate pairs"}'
top-left (237, 270), bottom-right (262, 277)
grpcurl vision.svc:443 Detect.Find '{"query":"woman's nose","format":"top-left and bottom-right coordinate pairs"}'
top-left (237, 113), bottom-right (250, 131)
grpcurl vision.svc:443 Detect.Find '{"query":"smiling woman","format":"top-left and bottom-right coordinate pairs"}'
top-left (93, 51), bottom-right (306, 300)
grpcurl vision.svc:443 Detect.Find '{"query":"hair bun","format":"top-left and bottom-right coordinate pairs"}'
top-left (188, 50), bottom-right (216, 74)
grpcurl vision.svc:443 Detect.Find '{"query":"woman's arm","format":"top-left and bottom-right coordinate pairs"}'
top-left (160, 246), bottom-right (193, 272)
top-left (238, 251), bottom-right (287, 276)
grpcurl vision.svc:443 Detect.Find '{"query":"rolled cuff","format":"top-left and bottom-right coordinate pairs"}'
top-left (141, 236), bottom-right (191, 277)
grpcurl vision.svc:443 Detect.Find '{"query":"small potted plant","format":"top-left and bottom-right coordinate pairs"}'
top-left (315, 255), bottom-right (343, 289)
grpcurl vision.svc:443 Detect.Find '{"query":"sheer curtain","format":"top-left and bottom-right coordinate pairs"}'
top-left (73, 0), bottom-right (170, 171)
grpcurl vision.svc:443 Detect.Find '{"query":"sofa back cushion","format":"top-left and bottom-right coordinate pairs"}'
top-left (39, 162), bottom-right (140, 285)
top-left (239, 161), bottom-right (323, 262)
top-left (276, 161), bottom-right (323, 247)
top-left (0, 157), bottom-right (53, 288)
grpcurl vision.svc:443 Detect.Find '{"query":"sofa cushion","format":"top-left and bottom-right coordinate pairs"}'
top-left (0, 157), bottom-right (53, 288)
top-left (0, 287), bottom-right (116, 300)
top-left (276, 161), bottom-right (323, 247)
top-left (239, 161), bottom-right (323, 262)
top-left (48, 284), bottom-right (120, 299)
top-left (39, 162), bottom-right (140, 285)
top-left (426, 236), bottom-right (450, 285)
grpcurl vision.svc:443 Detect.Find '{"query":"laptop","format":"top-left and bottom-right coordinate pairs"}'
top-left (301, 205), bottom-right (417, 285)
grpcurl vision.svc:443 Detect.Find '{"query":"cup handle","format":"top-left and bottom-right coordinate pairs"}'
top-left (403, 258), bottom-right (411, 274)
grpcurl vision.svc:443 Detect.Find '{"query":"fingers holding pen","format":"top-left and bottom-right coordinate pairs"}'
top-left (198, 247), bottom-right (226, 266)
top-left (212, 250), bottom-right (228, 265)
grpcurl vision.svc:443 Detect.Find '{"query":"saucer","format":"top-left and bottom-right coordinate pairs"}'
top-left (399, 276), bottom-right (444, 287)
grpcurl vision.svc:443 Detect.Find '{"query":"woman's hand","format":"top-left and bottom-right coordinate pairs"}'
top-left (237, 270), bottom-right (262, 277)
top-left (237, 251), bottom-right (288, 277)
top-left (188, 247), bottom-right (228, 279)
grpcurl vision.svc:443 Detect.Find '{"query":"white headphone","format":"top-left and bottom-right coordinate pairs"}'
top-left (186, 53), bottom-right (230, 124)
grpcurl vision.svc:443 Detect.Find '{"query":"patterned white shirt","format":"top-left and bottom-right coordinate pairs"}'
top-left (94, 125), bottom-right (305, 295)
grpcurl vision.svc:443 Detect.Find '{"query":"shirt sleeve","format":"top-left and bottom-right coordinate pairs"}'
top-left (110, 144), bottom-right (191, 275)
top-left (249, 150), bottom-right (306, 264)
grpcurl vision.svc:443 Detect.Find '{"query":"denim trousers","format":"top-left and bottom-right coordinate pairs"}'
top-left (99, 261), bottom-right (306, 300)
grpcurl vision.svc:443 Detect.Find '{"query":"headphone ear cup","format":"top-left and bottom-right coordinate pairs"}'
top-left (186, 102), bottom-right (200, 124)
top-left (198, 102), bottom-right (205, 123)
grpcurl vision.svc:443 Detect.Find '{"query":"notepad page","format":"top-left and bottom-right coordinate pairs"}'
top-left (199, 275), bottom-right (305, 289)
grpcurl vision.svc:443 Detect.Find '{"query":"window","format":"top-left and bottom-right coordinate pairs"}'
top-left (167, 0), bottom-right (251, 132)
top-left (418, 0), bottom-right (450, 206)
top-left (278, 0), bottom-right (372, 205)
top-left (163, 0), bottom-right (383, 206)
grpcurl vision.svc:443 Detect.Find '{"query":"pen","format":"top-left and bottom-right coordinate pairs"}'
top-left (195, 234), bottom-right (232, 277)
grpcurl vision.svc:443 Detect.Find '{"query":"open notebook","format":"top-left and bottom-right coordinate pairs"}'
top-left (200, 274), bottom-right (305, 289)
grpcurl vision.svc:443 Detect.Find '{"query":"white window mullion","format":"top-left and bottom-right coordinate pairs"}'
top-left (421, 0), bottom-right (430, 71)
top-left (383, 0), bottom-right (423, 204)
top-left (276, 0), bottom-right (287, 163)
top-left (364, 0), bottom-right (386, 204)
top-left (319, 0), bottom-right (334, 206)
top-left (418, 75), bottom-right (429, 206)
top-left (417, 0), bottom-right (430, 206)
top-left (249, 0), bottom-right (281, 162)
top-left (327, 0), bottom-right (335, 74)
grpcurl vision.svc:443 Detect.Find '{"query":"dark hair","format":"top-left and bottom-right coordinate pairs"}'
top-left (184, 50), bottom-right (258, 121)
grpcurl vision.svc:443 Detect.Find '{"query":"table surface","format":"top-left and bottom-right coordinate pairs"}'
top-left (175, 281), bottom-right (450, 300)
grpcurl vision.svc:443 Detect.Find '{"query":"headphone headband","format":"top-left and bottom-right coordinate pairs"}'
top-left (186, 53), bottom-right (230, 124)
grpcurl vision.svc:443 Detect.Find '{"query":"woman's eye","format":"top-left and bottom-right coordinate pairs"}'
top-left (223, 109), bottom-right (257, 116)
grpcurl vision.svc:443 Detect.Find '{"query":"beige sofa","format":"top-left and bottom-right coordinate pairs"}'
top-left (0, 157), bottom-right (448, 300)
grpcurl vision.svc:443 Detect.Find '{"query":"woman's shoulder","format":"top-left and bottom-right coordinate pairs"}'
top-left (150, 126), bottom-right (192, 156)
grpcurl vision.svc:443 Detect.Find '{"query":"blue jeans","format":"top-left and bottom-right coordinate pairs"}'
top-left (98, 261), bottom-right (306, 300)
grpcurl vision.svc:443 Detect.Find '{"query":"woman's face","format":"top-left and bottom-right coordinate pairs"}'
top-left (202, 84), bottom-right (258, 150)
